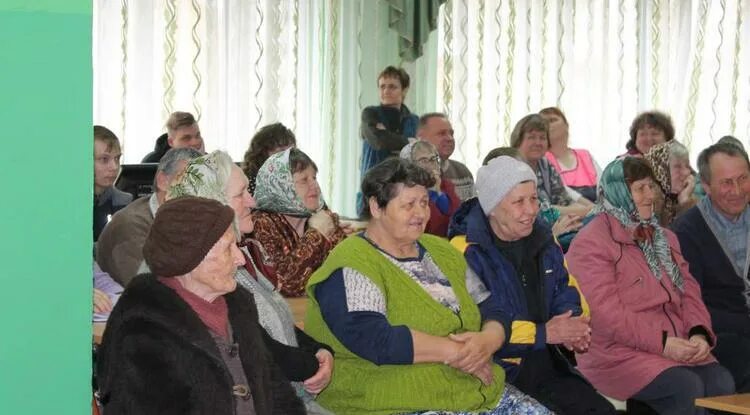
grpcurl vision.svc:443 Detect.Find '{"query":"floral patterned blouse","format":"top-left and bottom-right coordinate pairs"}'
top-left (251, 210), bottom-right (347, 297)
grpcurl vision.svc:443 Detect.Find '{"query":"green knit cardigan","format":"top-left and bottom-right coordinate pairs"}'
top-left (305, 233), bottom-right (505, 415)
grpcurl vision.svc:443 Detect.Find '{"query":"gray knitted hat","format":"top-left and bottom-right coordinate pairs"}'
top-left (476, 156), bottom-right (537, 214)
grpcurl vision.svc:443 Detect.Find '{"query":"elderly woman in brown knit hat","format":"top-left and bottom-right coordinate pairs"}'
top-left (96, 196), bottom-right (306, 415)
top-left (170, 150), bottom-right (335, 415)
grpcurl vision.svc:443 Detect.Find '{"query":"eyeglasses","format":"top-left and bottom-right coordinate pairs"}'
top-left (415, 155), bottom-right (440, 168)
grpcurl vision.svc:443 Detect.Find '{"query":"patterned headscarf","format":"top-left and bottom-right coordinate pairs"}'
top-left (167, 150), bottom-right (241, 237)
top-left (591, 158), bottom-right (684, 291)
top-left (644, 141), bottom-right (678, 225)
top-left (254, 148), bottom-right (324, 217)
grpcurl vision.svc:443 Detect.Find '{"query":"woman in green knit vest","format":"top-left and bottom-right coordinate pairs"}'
top-left (305, 158), bottom-right (552, 414)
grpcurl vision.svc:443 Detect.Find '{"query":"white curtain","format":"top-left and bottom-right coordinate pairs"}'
top-left (438, 0), bottom-right (750, 175)
top-left (94, 1), bottom-right (749, 215)
top-left (93, 0), bottom-right (437, 216)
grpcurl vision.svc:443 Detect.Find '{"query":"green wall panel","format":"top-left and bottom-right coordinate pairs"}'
top-left (0, 4), bottom-right (91, 414)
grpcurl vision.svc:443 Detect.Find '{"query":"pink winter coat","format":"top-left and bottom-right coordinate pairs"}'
top-left (567, 212), bottom-right (716, 400)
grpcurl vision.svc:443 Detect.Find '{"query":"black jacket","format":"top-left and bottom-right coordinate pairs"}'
top-left (141, 133), bottom-right (169, 162)
top-left (97, 274), bottom-right (306, 415)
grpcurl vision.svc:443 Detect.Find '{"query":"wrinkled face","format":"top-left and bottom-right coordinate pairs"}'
top-left (226, 165), bottom-right (256, 234)
top-left (419, 117), bottom-right (455, 160)
top-left (169, 123), bottom-right (204, 152)
top-left (488, 181), bottom-right (539, 241)
top-left (293, 165), bottom-right (321, 211)
top-left (94, 140), bottom-right (121, 194)
top-left (189, 226), bottom-right (245, 297)
top-left (412, 146), bottom-right (441, 183)
top-left (378, 76), bottom-right (405, 108)
top-left (629, 177), bottom-right (658, 219)
top-left (669, 156), bottom-right (692, 194)
top-left (704, 153), bottom-right (750, 219)
top-left (635, 125), bottom-right (666, 154)
top-left (517, 129), bottom-right (548, 163)
top-left (370, 184), bottom-right (430, 244)
top-left (540, 113), bottom-right (568, 145)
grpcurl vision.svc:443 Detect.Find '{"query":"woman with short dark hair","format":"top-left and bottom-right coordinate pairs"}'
top-left (242, 122), bottom-right (297, 194)
top-left (305, 158), bottom-right (552, 414)
top-left (357, 65), bottom-right (419, 214)
top-left (510, 114), bottom-right (593, 218)
top-left (625, 110), bottom-right (675, 156)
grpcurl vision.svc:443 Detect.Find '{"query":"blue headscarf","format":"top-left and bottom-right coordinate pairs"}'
top-left (590, 158), bottom-right (684, 291)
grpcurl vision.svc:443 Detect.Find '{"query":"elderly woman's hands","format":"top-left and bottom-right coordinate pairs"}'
top-left (552, 214), bottom-right (583, 237)
top-left (663, 337), bottom-right (700, 362)
top-left (303, 349), bottom-right (334, 394)
top-left (686, 335), bottom-right (711, 363)
top-left (308, 210), bottom-right (336, 239)
top-left (472, 361), bottom-right (496, 385)
top-left (663, 335), bottom-right (711, 364)
top-left (545, 310), bottom-right (591, 345)
top-left (444, 321), bottom-right (505, 384)
top-left (676, 175), bottom-right (696, 205)
top-left (563, 334), bottom-right (592, 353)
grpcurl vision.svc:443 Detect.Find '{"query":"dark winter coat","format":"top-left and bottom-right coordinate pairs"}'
top-left (448, 198), bottom-right (587, 381)
top-left (96, 274), bottom-right (306, 415)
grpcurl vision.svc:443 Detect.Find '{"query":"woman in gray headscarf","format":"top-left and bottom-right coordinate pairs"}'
top-left (170, 150), bottom-right (334, 414)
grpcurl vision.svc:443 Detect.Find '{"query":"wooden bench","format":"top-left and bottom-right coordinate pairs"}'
top-left (695, 394), bottom-right (750, 414)
top-left (286, 297), bottom-right (307, 329)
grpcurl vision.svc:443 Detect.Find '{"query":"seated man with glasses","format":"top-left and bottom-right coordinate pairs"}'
top-left (400, 141), bottom-right (461, 237)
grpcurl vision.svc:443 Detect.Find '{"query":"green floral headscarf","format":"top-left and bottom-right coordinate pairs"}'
top-left (167, 150), bottom-right (241, 237)
top-left (168, 150), bottom-right (232, 203)
top-left (591, 158), bottom-right (684, 291)
top-left (254, 148), bottom-right (324, 217)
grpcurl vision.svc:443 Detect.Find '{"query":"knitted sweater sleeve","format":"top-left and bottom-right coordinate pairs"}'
top-left (315, 268), bottom-right (413, 365)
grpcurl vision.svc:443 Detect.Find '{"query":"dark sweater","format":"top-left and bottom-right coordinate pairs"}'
top-left (493, 232), bottom-right (544, 323)
top-left (672, 206), bottom-right (750, 335)
top-left (359, 105), bottom-right (418, 177)
top-left (93, 186), bottom-right (133, 241)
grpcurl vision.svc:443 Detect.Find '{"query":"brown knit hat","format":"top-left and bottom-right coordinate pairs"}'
top-left (143, 196), bottom-right (235, 277)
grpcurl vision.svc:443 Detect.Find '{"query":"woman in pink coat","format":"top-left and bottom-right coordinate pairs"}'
top-left (567, 157), bottom-right (734, 415)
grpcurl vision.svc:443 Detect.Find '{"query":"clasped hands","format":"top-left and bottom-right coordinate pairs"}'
top-left (546, 310), bottom-right (592, 353)
top-left (443, 323), bottom-right (504, 386)
top-left (663, 335), bottom-right (710, 364)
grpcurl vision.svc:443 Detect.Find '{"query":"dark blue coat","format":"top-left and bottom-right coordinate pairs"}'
top-left (448, 198), bottom-right (587, 380)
